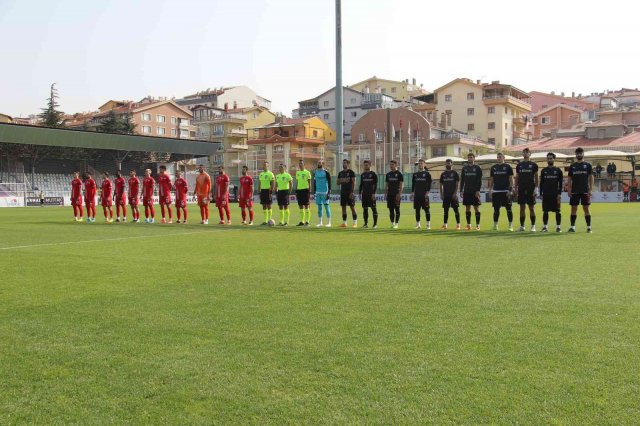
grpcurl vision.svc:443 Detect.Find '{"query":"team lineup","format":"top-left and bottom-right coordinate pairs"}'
top-left (69, 147), bottom-right (595, 233)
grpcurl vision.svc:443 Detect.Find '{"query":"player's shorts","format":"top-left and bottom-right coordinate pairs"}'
top-left (215, 196), bottom-right (228, 208)
top-left (197, 195), bottom-right (209, 206)
top-left (361, 193), bottom-right (376, 208)
top-left (260, 189), bottom-right (272, 205)
top-left (296, 189), bottom-right (310, 206)
top-left (442, 195), bottom-right (459, 209)
top-left (386, 193), bottom-right (400, 209)
top-left (462, 192), bottom-right (481, 206)
top-left (84, 197), bottom-right (95, 207)
top-left (128, 196), bottom-right (139, 207)
top-left (518, 188), bottom-right (536, 205)
top-left (71, 196), bottom-right (83, 206)
top-left (175, 198), bottom-right (187, 209)
top-left (239, 197), bottom-right (253, 208)
top-left (315, 193), bottom-right (329, 205)
top-left (570, 193), bottom-right (591, 206)
top-left (542, 193), bottom-right (561, 212)
top-left (159, 195), bottom-right (172, 205)
top-left (413, 194), bottom-right (430, 210)
top-left (115, 196), bottom-right (126, 206)
top-left (276, 190), bottom-right (290, 206)
top-left (143, 196), bottom-right (154, 207)
top-left (340, 192), bottom-right (355, 207)
top-left (491, 192), bottom-right (512, 208)
top-left (101, 197), bottom-right (113, 208)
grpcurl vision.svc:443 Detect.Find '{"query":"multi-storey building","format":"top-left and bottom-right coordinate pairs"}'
top-left (532, 104), bottom-right (584, 139)
top-left (292, 86), bottom-right (395, 141)
top-left (348, 76), bottom-right (430, 102)
top-left (0, 113), bottom-right (13, 123)
top-left (246, 116), bottom-right (336, 175)
top-left (176, 86), bottom-right (271, 111)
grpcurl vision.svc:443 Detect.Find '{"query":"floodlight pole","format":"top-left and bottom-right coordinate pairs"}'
top-left (335, 0), bottom-right (344, 172)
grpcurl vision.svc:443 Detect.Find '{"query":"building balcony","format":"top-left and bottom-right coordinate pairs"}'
top-left (192, 113), bottom-right (246, 124)
top-left (179, 120), bottom-right (190, 128)
top-left (513, 116), bottom-right (528, 126)
top-left (483, 95), bottom-right (531, 110)
top-left (513, 131), bottom-right (529, 140)
top-left (228, 129), bottom-right (248, 138)
top-left (228, 144), bottom-right (249, 151)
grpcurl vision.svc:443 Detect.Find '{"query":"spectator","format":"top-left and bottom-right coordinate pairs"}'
top-left (595, 163), bottom-right (603, 178)
top-left (621, 181), bottom-right (630, 202)
top-left (611, 162), bottom-right (617, 178)
top-left (631, 177), bottom-right (638, 202)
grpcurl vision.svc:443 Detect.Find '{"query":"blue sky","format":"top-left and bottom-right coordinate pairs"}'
top-left (0, 0), bottom-right (637, 117)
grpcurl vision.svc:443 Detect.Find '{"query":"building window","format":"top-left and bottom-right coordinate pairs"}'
top-left (431, 146), bottom-right (446, 157)
top-left (171, 129), bottom-right (177, 136)
top-left (142, 113), bottom-right (151, 121)
top-left (488, 138), bottom-right (496, 145)
top-left (180, 130), bottom-right (189, 138)
top-left (253, 112), bottom-right (257, 119)
top-left (445, 94), bottom-right (452, 102)
top-left (313, 130), bottom-right (318, 138)
top-left (467, 92), bottom-right (474, 100)
top-left (505, 138), bottom-right (508, 145)
top-left (323, 114), bottom-right (329, 120)
top-left (181, 119), bottom-right (189, 126)
top-left (274, 145), bottom-right (284, 153)
top-left (391, 87), bottom-right (397, 93)
top-left (488, 106), bottom-right (495, 114)
top-left (505, 123), bottom-right (508, 130)
top-left (381, 88), bottom-right (386, 94)
top-left (141, 125), bottom-right (151, 134)
top-left (171, 116), bottom-right (177, 125)
top-left (350, 111), bottom-right (357, 118)
top-left (541, 116), bottom-right (551, 124)
top-left (467, 108), bottom-right (474, 116)
top-left (359, 133), bottom-right (365, 142)
top-left (505, 107), bottom-right (508, 114)
top-left (323, 101), bottom-right (330, 107)
top-left (157, 115), bottom-right (166, 123)
top-left (157, 127), bottom-right (166, 135)
top-left (467, 123), bottom-right (475, 131)
top-left (350, 98), bottom-right (357, 105)
top-left (488, 122), bottom-right (496, 129)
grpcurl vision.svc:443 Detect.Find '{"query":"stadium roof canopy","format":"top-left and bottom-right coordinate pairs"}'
top-left (425, 156), bottom-right (466, 164)
top-left (583, 149), bottom-right (630, 159)
top-left (0, 123), bottom-right (220, 157)
top-left (474, 153), bottom-right (517, 162)
top-left (524, 152), bottom-right (571, 160)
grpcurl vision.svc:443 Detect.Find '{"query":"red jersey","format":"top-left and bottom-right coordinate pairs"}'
top-left (84, 178), bottom-right (97, 198)
top-left (174, 177), bottom-right (188, 200)
top-left (239, 175), bottom-right (254, 200)
top-left (101, 179), bottom-right (113, 199)
top-left (114, 176), bottom-right (126, 197)
top-left (142, 176), bottom-right (155, 198)
top-left (129, 177), bottom-right (140, 197)
top-left (215, 174), bottom-right (230, 198)
top-left (157, 174), bottom-right (172, 197)
top-left (71, 178), bottom-right (83, 198)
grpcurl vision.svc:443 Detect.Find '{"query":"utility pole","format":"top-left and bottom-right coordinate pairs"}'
top-left (335, 0), bottom-right (344, 172)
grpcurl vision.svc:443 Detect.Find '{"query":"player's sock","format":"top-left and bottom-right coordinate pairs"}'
top-left (241, 208), bottom-right (246, 222)
top-left (475, 212), bottom-right (481, 225)
top-left (150, 206), bottom-right (155, 219)
top-left (363, 208), bottom-right (369, 225)
top-left (520, 216), bottom-right (525, 227)
top-left (299, 209), bottom-right (304, 222)
top-left (530, 215), bottom-right (536, 226)
top-left (585, 215), bottom-right (591, 227)
top-left (415, 209), bottom-right (421, 222)
top-left (453, 207), bottom-right (460, 224)
top-left (218, 207), bottom-right (224, 221)
top-left (389, 208), bottom-right (395, 224)
top-left (285, 209), bottom-right (290, 224)
top-left (555, 212), bottom-right (561, 226)
top-left (342, 212), bottom-right (347, 222)
top-left (394, 207), bottom-right (400, 223)
top-left (465, 211), bottom-right (471, 224)
top-left (73, 205), bottom-right (78, 218)
top-left (352, 211), bottom-right (357, 222)
top-left (570, 214), bottom-right (577, 226)
top-left (145, 206), bottom-right (149, 219)
top-left (225, 206), bottom-right (231, 221)
top-left (183, 209), bottom-right (188, 221)
top-left (263, 209), bottom-right (268, 222)
top-left (372, 207), bottom-right (378, 226)
top-left (79, 205), bottom-right (84, 217)
top-left (425, 209), bottom-right (430, 223)
top-left (506, 207), bottom-right (513, 223)
top-left (493, 207), bottom-right (500, 223)
top-left (443, 207), bottom-right (449, 224)
top-left (318, 206), bottom-right (323, 219)
top-left (168, 207), bottom-right (173, 219)
top-left (543, 211), bottom-right (549, 225)
top-left (269, 208), bottom-right (274, 221)
top-left (177, 209), bottom-right (182, 221)
top-left (324, 204), bottom-right (331, 220)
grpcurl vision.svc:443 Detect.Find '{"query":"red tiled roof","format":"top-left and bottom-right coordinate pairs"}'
top-left (505, 132), bottom-right (640, 152)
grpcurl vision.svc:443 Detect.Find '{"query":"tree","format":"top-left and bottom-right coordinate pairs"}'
top-left (38, 83), bottom-right (65, 128)
top-left (96, 110), bottom-right (120, 133)
top-left (119, 113), bottom-right (136, 134)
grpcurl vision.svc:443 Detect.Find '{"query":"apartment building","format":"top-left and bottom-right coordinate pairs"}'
top-left (532, 104), bottom-right (584, 138)
top-left (348, 76), bottom-right (430, 102)
top-left (176, 86), bottom-right (271, 111)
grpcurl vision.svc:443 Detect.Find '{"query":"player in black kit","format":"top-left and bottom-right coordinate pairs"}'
top-left (412, 159), bottom-right (432, 229)
top-left (359, 160), bottom-right (378, 229)
top-left (460, 152), bottom-right (483, 230)
top-left (439, 158), bottom-right (460, 230)
top-left (539, 152), bottom-right (563, 232)
top-left (488, 152), bottom-right (514, 231)
top-left (567, 147), bottom-right (594, 233)
top-left (385, 160), bottom-right (404, 229)
top-left (515, 147), bottom-right (540, 232)
top-left (337, 159), bottom-right (357, 228)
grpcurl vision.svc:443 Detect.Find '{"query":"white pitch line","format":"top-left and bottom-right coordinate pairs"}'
top-left (0, 228), bottom-right (237, 251)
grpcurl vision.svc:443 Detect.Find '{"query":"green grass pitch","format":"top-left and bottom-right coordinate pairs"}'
top-left (1, 203), bottom-right (639, 424)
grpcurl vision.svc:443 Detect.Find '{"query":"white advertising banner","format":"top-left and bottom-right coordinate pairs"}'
top-left (0, 196), bottom-right (25, 207)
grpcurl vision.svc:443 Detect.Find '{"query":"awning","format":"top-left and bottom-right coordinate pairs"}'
top-left (583, 150), bottom-right (630, 159)
top-left (474, 153), bottom-right (517, 162)
top-left (425, 156), bottom-right (466, 164)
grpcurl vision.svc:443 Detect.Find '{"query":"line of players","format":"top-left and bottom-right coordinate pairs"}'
top-left (69, 146), bottom-right (594, 232)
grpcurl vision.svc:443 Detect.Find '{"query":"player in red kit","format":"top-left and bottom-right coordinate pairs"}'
top-left (142, 168), bottom-right (156, 223)
top-left (173, 169), bottom-right (189, 224)
top-left (238, 165), bottom-right (254, 225)
top-left (84, 172), bottom-right (97, 223)
top-left (113, 170), bottom-right (127, 222)
top-left (101, 172), bottom-right (114, 222)
top-left (70, 171), bottom-right (84, 222)
top-left (128, 170), bottom-right (141, 222)
top-left (215, 165), bottom-right (231, 224)
top-left (157, 165), bottom-right (173, 223)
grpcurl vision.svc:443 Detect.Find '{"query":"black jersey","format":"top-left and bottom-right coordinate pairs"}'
top-left (359, 171), bottom-right (378, 195)
top-left (516, 161), bottom-right (539, 189)
top-left (385, 170), bottom-right (404, 194)
top-left (489, 163), bottom-right (513, 191)
top-left (540, 166), bottom-right (563, 196)
top-left (568, 161), bottom-right (593, 194)
top-left (412, 170), bottom-right (432, 195)
top-left (439, 170), bottom-right (459, 197)
top-left (460, 164), bottom-right (483, 194)
top-left (337, 169), bottom-right (356, 195)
